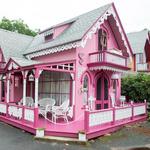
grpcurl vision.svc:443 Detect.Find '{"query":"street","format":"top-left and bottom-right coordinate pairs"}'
top-left (0, 121), bottom-right (150, 150)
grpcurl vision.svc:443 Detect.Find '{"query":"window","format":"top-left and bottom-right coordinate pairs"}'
top-left (83, 75), bottom-right (89, 105)
top-left (98, 29), bottom-right (107, 50)
top-left (39, 71), bottom-right (72, 105)
top-left (139, 53), bottom-right (143, 63)
top-left (44, 34), bottom-right (53, 42)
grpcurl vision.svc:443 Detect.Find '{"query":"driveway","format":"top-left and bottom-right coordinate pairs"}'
top-left (0, 121), bottom-right (150, 150)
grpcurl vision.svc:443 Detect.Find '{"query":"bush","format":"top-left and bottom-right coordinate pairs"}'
top-left (121, 73), bottom-right (150, 103)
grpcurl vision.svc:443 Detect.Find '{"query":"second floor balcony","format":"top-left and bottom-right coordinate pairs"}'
top-left (136, 63), bottom-right (150, 72)
top-left (88, 50), bottom-right (129, 71)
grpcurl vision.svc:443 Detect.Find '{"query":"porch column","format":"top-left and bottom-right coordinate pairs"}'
top-left (22, 71), bottom-right (28, 106)
top-left (35, 77), bottom-right (38, 108)
top-left (71, 73), bottom-right (75, 105)
top-left (6, 73), bottom-right (11, 103)
top-left (23, 78), bottom-right (27, 106)
top-left (34, 69), bottom-right (43, 108)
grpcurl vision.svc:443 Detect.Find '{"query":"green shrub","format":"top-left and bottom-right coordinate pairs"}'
top-left (121, 73), bottom-right (150, 103)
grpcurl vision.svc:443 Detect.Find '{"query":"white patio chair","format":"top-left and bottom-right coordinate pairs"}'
top-left (51, 99), bottom-right (70, 123)
top-left (19, 97), bottom-right (34, 107)
top-left (38, 98), bottom-right (55, 118)
top-left (120, 95), bottom-right (126, 107)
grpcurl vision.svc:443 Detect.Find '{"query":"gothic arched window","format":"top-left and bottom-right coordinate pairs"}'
top-left (98, 29), bottom-right (107, 50)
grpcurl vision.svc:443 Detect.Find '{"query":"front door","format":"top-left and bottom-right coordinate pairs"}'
top-left (96, 76), bottom-right (109, 110)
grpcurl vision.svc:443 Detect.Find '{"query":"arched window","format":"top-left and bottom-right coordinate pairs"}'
top-left (98, 29), bottom-right (107, 50)
top-left (83, 75), bottom-right (89, 105)
top-left (83, 75), bottom-right (88, 90)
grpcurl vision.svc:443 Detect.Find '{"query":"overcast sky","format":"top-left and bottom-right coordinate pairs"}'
top-left (0, 0), bottom-right (149, 33)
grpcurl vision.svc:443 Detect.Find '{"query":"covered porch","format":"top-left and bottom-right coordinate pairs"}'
top-left (0, 58), bottom-right (148, 141)
top-left (0, 100), bottom-right (147, 140)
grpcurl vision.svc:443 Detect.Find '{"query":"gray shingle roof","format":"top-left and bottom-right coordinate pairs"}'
top-left (0, 29), bottom-right (33, 61)
top-left (24, 3), bottom-right (112, 55)
top-left (11, 57), bottom-right (40, 67)
top-left (127, 29), bottom-right (149, 54)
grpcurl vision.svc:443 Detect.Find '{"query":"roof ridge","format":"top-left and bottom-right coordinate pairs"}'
top-left (0, 28), bottom-right (34, 39)
top-left (127, 28), bottom-right (149, 34)
top-left (39, 3), bottom-right (112, 34)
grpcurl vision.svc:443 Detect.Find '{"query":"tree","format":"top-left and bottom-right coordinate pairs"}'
top-left (121, 73), bottom-right (150, 103)
top-left (0, 17), bottom-right (37, 36)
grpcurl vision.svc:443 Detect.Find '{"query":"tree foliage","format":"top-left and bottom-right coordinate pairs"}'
top-left (121, 73), bottom-right (150, 103)
top-left (0, 17), bottom-right (37, 36)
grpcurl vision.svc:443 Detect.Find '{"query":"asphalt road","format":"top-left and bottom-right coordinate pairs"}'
top-left (0, 121), bottom-right (150, 150)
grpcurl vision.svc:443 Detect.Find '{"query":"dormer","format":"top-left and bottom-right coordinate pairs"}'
top-left (44, 28), bottom-right (54, 42)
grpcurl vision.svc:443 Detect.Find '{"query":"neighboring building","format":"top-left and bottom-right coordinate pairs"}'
top-left (127, 29), bottom-right (150, 72)
top-left (0, 3), bottom-right (147, 141)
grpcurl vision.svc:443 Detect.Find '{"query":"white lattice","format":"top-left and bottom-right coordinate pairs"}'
top-left (0, 103), bottom-right (7, 114)
top-left (134, 105), bottom-right (146, 116)
top-left (89, 110), bottom-right (113, 127)
top-left (24, 109), bottom-right (34, 122)
top-left (8, 106), bottom-right (22, 119)
top-left (115, 107), bottom-right (132, 120)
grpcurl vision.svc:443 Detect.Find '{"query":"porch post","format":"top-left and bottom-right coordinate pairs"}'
top-left (71, 73), bottom-right (75, 106)
top-left (6, 73), bottom-right (11, 103)
top-left (34, 69), bottom-right (42, 127)
top-left (71, 73), bottom-right (75, 120)
top-left (22, 71), bottom-right (28, 106)
top-left (35, 77), bottom-right (39, 108)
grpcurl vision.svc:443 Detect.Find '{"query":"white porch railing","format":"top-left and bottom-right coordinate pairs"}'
top-left (85, 102), bottom-right (147, 131)
top-left (0, 102), bottom-right (7, 114)
top-left (136, 63), bottom-right (150, 71)
top-left (89, 51), bottom-right (127, 67)
top-left (0, 103), bottom-right (36, 124)
top-left (8, 104), bottom-right (23, 119)
top-left (24, 108), bottom-right (35, 122)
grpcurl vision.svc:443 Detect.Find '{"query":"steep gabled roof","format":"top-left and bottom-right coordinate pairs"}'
top-left (24, 3), bottom-right (112, 55)
top-left (0, 29), bottom-right (33, 61)
top-left (127, 29), bottom-right (150, 54)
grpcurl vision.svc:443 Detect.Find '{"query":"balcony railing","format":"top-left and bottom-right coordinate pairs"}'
top-left (89, 51), bottom-right (127, 67)
top-left (137, 63), bottom-right (150, 71)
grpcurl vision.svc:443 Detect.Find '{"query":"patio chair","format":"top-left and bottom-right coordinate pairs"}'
top-left (18, 97), bottom-right (34, 107)
top-left (38, 98), bottom-right (55, 119)
top-left (51, 99), bottom-right (70, 123)
top-left (120, 95), bottom-right (126, 106)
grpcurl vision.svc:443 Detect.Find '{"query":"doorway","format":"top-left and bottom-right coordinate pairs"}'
top-left (96, 76), bottom-right (109, 110)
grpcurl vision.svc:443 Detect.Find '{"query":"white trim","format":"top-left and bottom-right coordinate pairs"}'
top-left (23, 78), bottom-right (26, 106)
top-left (6, 74), bottom-right (11, 103)
top-left (26, 41), bottom-right (81, 59)
top-left (89, 66), bottom-right (127, 73)
top-left (35, 78), bottom-right (39, 108)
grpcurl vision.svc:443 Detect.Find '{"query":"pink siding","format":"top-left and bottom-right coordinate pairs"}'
top-left (53, 24), bottom-right (71, 39)
top-left (14, 76), bottom-right (23, 102)
top-left (103, 21), bottom-right (119, 49)
top-left (74, 20), bottom-right (122, 119)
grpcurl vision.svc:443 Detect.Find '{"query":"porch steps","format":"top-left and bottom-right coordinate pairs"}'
top-left (34, 135), bottom-right (87, 143)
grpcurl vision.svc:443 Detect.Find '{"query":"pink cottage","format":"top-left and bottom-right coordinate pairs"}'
top-left (0, 3), bottom-right (147, 141)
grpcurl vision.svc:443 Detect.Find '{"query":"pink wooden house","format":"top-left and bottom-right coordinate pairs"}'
top-left (127, 29), bottom-right (150, 72)
top-left (0, 3), bottom-right (147, 141)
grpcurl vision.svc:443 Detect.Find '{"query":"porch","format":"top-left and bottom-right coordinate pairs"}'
top-left (0, 101), bottom-right (147, 140)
